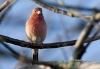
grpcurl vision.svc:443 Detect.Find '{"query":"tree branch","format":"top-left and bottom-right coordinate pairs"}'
top-left (71, 16), bottom-right (96, 62)
top-left (32, 0), bottom-right (100, 21)
top-left (44, 2), bottom-right (94, 11)
top-left (0, 0), bottom-right (16, 24)
top-left (0, 34), bottom-right (100, 49)
top-left (20, 61), bottom-right (100, 69)
top-left (0, 0), bottom-right (15, 12)
top-left (0, 40), bottom-right (32, 64)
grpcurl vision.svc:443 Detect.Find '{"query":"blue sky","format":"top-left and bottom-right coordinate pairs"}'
top-left (0, 0), bottom-right (100, 69)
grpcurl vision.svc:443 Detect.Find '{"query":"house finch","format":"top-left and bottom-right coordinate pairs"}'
top-left (25, 8), bottom-right (46, 61)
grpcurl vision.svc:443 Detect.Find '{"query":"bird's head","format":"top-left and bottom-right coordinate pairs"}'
top-left (30, 7), bottom-right (43, 19)
top-left (32, 8), bottom-right (42, 15)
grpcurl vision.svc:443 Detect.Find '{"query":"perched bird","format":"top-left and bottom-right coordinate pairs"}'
top-left (25, 8), bottom-right (46, 61)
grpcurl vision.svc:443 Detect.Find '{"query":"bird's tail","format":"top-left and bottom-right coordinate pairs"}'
top-left (32, 49), bottom-right (38, 61)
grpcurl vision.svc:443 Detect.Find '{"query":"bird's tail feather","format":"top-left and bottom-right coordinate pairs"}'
top-left (32, 49), bottom-right (38, 61)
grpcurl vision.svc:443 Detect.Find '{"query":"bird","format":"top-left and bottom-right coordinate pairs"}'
top-left (25, 8), bottom-right (46, 61)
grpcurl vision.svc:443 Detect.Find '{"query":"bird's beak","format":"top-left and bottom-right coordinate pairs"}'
top-left (37, 11), bottom-right (41, 14)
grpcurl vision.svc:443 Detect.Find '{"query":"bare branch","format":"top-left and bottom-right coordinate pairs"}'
top-left (32, 0), bottom-right (100, 21)
top-left (0, 34), bottom-right (100, 49)
top-left (0, 41), bottom-right (32, 64)
top-left (44, 1), bottom-right (94, 11)
top-left (0, 0), bottom-right (15, 12)
top-left (71, 17), bottom-right (96, 62)
top-left (75, 22), bottom-right (95, 48)
top-left (19, 61), bottom-right (100, 69)
top-left (85, 26), bottom-right (100, 48)
top-left (0, 0), bottom-right (16, 24)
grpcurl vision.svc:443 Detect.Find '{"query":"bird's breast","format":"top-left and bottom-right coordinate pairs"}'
top-left (26, 19), bottom-right (46, 43)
